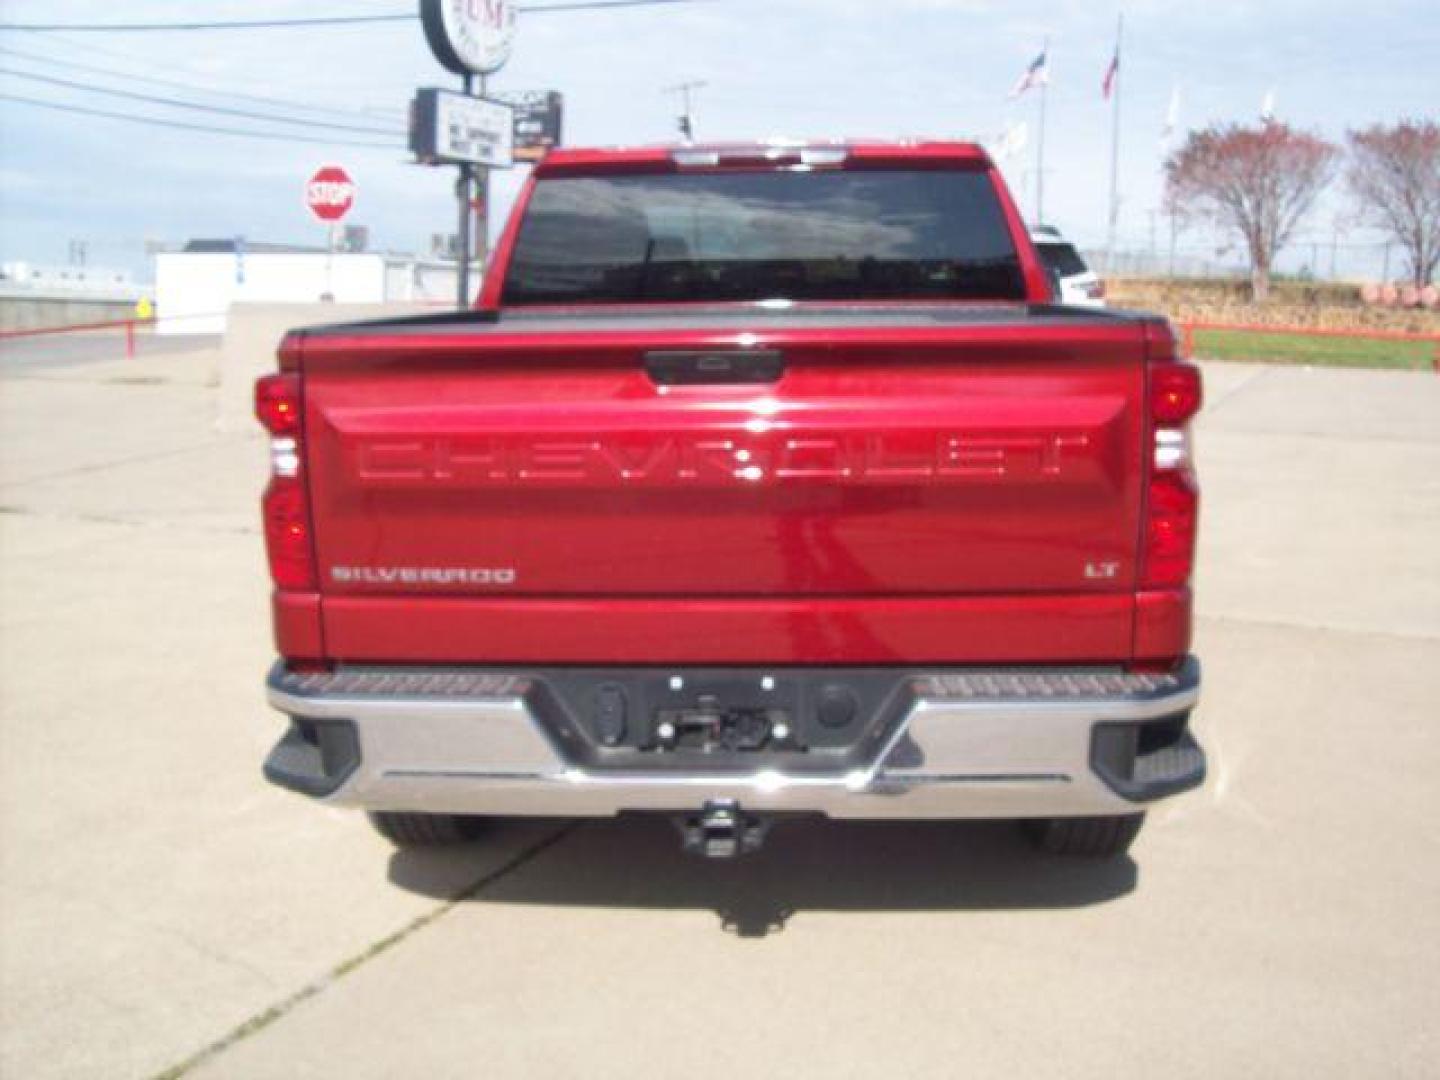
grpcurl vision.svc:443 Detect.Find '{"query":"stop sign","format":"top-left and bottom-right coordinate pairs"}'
top-left (305, 165), bottom-right (356, 223)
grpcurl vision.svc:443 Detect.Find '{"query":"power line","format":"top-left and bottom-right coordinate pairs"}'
top-left (0, 92), bottom-right (398, 148)
top-left (0, 1), bottom-right (713, 32)
top-left (0, 14), bottom-right (412, 32)
top-left (0, 68), bottom-right (403, 136)
top-left (523, 0), bottom-right (715, 11)
top-left (0, 43), bottom-right (403, 126)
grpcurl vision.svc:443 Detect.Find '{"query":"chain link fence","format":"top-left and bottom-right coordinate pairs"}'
top-left (1084, 239), bottom-right (1412, 284)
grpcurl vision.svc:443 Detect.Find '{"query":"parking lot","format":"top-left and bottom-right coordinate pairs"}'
top-left (1, 337), bottom-right (1437, 1078)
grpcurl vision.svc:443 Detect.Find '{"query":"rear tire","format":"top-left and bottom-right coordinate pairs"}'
top-left (367, 811), bottom-right (489, 847)
top-left (1023, 814), bottom-right (1144, 857)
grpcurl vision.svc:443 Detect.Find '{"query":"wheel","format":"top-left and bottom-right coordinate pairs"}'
top-left (367, 811), bottom-right (489, 847)
top-left (1023, 814), bottom-right (1145, 857)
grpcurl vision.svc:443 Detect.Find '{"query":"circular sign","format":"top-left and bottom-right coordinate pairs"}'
top-left (305, 165), bottom-right (356, 223)
top-left (420, 0), bottom-right (517, 76)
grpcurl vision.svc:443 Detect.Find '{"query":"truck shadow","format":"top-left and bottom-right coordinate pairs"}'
top-left (388, 816), bottom-right (1137, 937)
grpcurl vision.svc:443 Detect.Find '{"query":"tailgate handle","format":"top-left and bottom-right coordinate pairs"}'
top-left (644, 350), bottom-right (784, 386)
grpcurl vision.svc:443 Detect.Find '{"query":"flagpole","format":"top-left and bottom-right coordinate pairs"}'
top-left (1036, 36), bottom-right (1048, 224)
top-left (1106, 13), bottom-right (1123, 269)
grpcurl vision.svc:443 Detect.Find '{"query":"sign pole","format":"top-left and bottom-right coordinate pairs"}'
top-left (418, 0), bottom-right (517, 308)
top-left (456, 73), bottom-right (475, 309)
top-left (476, 73), bottom-right (490, 274)
top-left (326, 222), bottom-right (336, 301)
top-left (305, 165), bottom-right (357, 300)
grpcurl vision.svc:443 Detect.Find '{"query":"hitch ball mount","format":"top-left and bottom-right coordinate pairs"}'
top-left (676, 800), bottom-right (772, 859)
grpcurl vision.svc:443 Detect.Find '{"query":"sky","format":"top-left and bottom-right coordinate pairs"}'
top-left (1, 0), bottom-right (1436, 279)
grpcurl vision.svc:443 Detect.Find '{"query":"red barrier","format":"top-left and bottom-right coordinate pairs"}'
top-left (0, 317), bottom-right (156, 359)
top-left (0, 317), bottom-right (154, 337)
top-left (1179, 320), bottom-right (1440, 373)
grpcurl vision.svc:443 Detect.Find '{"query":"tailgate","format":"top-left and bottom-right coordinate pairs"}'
top-left (299, 315), bottom-right (1147, 661)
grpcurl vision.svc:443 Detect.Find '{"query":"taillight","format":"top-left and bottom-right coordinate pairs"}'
top-left (1144, 469), bottom-right (1199, 588)
top-left (1151, 362), bottom-right (1203, 425)
top-left (256, 373), bottom-right (301, 436)
top-left (1088, 280), bottom-right (1107, 300)
top-left (255, 373), bottom-right (316, 591)
top-left (263, 479), bottom-right (316, 590)
top-left (1142, 324), bottom-right (1202, 590)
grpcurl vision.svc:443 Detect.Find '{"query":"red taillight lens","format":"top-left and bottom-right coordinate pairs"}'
top-left (257, 371), bottom-right (314, 590)
top-left (1144, 349), bottom-right (1203, 589)
top-left (1088, 280), bottom-right (1107, 299)
top-left (263, 477), bottom-right (316, 591)
top-left (1143, 468), bottom-right (1199, 589)
top-left (1151, 363), bottom-right (1203, 426)
top-left (256, 374), bottom-right (302, 436)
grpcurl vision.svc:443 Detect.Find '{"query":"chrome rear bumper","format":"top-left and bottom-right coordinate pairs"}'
top-left (264, 662), bottom-right (1203, 819)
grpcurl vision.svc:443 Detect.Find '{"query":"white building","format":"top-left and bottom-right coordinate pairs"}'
top-left (154, 241), bottom-right (472, 335)
top-left (1, 261), bottom-right (142, 300)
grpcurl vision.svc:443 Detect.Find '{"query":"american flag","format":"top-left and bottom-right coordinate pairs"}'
top-left (1102, 49), bottom-right (1119, 99)
top-left (1008, 48), bottom-right (1050, 99)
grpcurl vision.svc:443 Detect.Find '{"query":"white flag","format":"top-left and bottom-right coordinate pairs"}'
top-left (990, 120), bottom-right (1029, 162)
top-left (1161, 85), bottom-right (1181, 147)
top-left (1260, 88), bottom-right (1276, 123)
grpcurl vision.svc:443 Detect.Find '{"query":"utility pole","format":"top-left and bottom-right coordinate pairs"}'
top-left (664, 80), bottom-right (706, 142)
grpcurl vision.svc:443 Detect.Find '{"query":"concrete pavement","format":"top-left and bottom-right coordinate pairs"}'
top-left (0, 344), bottom-right (1436, 1078)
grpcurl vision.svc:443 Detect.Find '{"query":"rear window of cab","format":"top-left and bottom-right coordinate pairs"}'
top-left (502, 169), bottom-right (1027, 305)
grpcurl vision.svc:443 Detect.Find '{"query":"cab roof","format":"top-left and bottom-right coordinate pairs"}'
top-left (534, 140), bottom-right (994, 176)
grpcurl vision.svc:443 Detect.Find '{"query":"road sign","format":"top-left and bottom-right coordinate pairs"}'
top-left (410, 89), bottom-right (514, 168)
top-left (305, 166), bottom-right (356, 223)
top-left (420, 0), bottom-right (517, 76)
top-left (505, 91), bottom-right (564, 162)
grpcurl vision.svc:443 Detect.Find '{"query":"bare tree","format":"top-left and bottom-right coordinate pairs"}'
top-left (1347, 120), bottom-right (1440, 287)
top-left (1165, 122), bottom-right (1338, 301)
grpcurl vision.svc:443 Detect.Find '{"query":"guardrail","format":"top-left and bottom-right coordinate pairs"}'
top-left (1, 302), bottom-right (461, 362)
top-left (1178, 320), bottom-right (1440, 372)
top-left (0, 316), bottom-right (157, 359)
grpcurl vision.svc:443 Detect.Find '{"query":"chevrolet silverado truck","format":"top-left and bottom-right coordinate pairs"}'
top-left (258, 140), bottom-right (1205, 860)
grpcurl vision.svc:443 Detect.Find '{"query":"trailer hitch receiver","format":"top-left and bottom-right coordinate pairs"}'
top-left (677, 800), bottom-right (771, 859)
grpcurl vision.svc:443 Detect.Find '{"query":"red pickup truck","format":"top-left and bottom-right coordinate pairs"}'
top-left (257, 140), bottom-right (1204, 860)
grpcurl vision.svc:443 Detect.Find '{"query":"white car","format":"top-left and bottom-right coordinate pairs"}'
top-left (1032, 228), bottom-right (1106, 307)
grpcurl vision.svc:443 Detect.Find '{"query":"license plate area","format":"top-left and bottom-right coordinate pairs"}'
top-left (650, 697), bottom-right (801, 754)
top-left (527, 667), bottom-right (916, 774)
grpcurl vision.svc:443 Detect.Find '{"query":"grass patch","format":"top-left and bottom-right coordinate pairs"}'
top-left (1193, 328), bottom-right (1436, 371)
